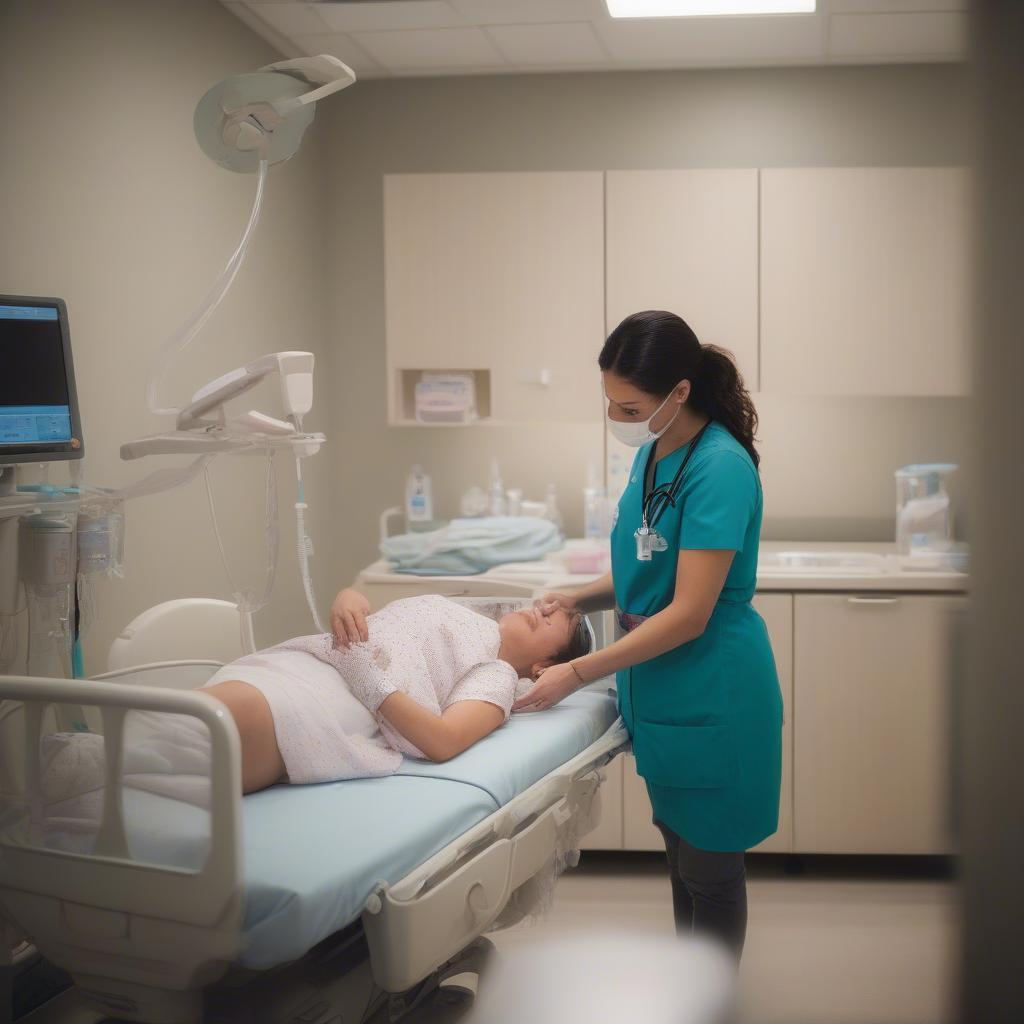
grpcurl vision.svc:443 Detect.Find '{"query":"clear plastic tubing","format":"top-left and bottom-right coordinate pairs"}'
top-left (147, 158), bottom-right (270, 416)
top-left (294, 454), bottom-right (326, 634)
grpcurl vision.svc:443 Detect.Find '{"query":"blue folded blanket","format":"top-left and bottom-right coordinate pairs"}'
top-left (380, 516), bottom-right (562, 575)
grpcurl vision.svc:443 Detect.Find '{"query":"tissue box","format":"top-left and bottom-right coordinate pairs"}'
top-left (415, 373), bottom-right (478, 424)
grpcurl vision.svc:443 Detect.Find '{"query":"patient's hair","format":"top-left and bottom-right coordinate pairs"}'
top-left (551, 613), bottom-right (592, 666)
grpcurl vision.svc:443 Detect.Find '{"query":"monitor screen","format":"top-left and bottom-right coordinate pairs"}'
top-left (0, 297), bottom-right (83, 463)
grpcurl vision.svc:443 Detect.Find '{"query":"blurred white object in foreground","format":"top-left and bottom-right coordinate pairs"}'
top-left (467, 928), bottom-right (735, 1024)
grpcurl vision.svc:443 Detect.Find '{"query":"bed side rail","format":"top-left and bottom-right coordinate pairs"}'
top-left (0, 675), bottom-right (242, 928)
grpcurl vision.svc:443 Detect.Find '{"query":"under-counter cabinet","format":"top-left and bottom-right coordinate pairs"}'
top-left (383, 172), bottom-right (605, 424)
top-left (793, 593), bottom-right (964, 854)
top-left (578, 750), bottom-right (625, 852)
top-left (760, 167), bottom-right (971, 396)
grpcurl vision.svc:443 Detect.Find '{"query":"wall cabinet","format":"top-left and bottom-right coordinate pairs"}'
top-left (605, 170), bottom-right (760, 390)
top-left (793, 593), bottom-right (962, 854)
top-left (384, 172), bottom-right (605, 424)
top-left (385, 166), bottom-right (970, 421)
top-left (760, 167), bottom-right (971, 396)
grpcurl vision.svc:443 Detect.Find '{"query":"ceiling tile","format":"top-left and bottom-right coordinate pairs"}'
top-left (313, 1), bottom-right (466, 32)
top-left (354, 26), bottom-right (506, 70)
top-left (594, 15), bottom-right (825, 64)
top-left (829, 11), bottom-right (967, 59)
top-left (222, 2), bottom-right (298, 56)
top-left (293, 32), bottom-right (383, 74)
top-left (448, 0), bottom-right (605, 25)
top-left (242, 2), bottom-right (329, 35)
top-left (487, 22), bottom-right (607, 65)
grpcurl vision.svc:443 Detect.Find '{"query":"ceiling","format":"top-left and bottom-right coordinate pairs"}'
top-left (220, 0), bottom-right (967, 79)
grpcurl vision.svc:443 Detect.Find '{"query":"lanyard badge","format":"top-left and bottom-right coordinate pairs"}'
top-left (635, 525), bottom-right (653, 561)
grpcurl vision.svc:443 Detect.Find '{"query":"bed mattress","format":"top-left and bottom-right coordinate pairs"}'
top-left (42, 686), bottom-right (620, 969)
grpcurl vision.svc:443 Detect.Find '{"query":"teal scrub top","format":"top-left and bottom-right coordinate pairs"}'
top-left (611, 421), bottom-right (783, 852)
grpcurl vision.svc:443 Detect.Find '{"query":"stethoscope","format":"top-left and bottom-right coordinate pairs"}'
top-left (635, 420), bottom-right (712, 561)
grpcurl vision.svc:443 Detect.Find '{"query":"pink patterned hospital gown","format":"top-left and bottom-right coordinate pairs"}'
top-left (205, 595), bottom-right (529, 784)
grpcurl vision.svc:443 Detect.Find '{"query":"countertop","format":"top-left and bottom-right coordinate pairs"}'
top-left (360, 540), bottom-right (968, 594)
top-left (753, 541), bottom-right (968, 593)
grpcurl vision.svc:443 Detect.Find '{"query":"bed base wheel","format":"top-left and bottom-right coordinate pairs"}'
top-left (435, 970), bottom-right (479, 1004)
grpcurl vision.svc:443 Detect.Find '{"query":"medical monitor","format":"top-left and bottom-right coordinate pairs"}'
top-left (0, 295), bottom-right (83, 465)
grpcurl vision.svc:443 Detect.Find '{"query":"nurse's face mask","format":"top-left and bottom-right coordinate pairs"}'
top-left (606, 381), bottom-right (686, 448)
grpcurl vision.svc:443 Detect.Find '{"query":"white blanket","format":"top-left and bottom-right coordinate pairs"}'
top-left (38, 711), bottom-right (213, 834)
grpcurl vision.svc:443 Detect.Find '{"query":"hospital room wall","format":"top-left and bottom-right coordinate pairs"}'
top-left (0, 0), bottom-right (335, 667)
top-left (321, 65), bottom-right (971, 587)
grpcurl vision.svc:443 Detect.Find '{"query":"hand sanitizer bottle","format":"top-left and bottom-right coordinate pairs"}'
top-left (406, 465), bottom-right (432, 524)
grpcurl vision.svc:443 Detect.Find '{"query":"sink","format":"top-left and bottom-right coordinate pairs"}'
top-left (757, 551), bottom-right (892, 575)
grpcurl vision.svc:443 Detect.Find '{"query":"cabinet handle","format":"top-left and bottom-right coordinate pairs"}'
top-left (847, 597), bottom-right (901, 605)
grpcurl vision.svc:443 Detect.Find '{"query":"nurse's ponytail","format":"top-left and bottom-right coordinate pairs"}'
top-left (600, 310), bottom-right (761, 469)
top-left (692, 343), bottom-right (760, 469)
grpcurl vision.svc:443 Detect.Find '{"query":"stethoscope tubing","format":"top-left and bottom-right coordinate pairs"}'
top-left (639, 420), bottom-right (712, 533)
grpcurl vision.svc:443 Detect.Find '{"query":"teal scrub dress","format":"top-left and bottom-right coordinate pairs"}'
top-left (611, 421), bottom-right (782, 852)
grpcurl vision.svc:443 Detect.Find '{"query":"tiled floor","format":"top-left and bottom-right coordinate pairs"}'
top-left (487, 853), bottom-right (959, 1024)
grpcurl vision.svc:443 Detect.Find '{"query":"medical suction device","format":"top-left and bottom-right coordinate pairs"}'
top-left (124, 55), bottom-right (355, 643)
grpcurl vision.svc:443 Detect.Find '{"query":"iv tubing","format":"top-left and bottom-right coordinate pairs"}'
top-left (294, 454), bottom-right (326, 634)
top-left (147, 158), bottom-right (269, 417)
top-left (203, 450), bottom-right (280, 651)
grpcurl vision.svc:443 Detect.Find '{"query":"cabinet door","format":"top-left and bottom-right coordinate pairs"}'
top-left (760, 167), bottom-right (970, 395)
top-left (750, 593), bottom-right (793, 853)
top-left (605, 170), bottom-right (760, 390)
top-left (578, 752), bottom-right (624, 851)
top-left (793, 594), bottom-right (963, 854)
top-left (622, 753), bottom-right (663, 851)
top-left (384, 172), bottom-right (605, 423)
top-left (621, 593), bottom-right (794, 853)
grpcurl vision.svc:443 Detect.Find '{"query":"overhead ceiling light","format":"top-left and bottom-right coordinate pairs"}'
top-left (606, 1), bottom-right (816, 17)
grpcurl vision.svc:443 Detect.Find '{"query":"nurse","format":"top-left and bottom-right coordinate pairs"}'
top-left (513, 310), bottom-right (782, 961)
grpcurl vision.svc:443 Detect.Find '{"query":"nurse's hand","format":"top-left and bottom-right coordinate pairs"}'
top-left (536, 592), bottom-right (578, 617)
top-left (331, 588), bottom-right (371, 649)
top-left (512, 662), bottom-right (580, 713)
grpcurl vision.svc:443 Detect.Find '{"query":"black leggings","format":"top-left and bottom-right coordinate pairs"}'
top-left (654, 820), bottom-right (748, 961)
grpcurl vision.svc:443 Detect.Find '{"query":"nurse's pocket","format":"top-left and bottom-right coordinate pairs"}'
top-left (634, 722), bottom-right (737, 789)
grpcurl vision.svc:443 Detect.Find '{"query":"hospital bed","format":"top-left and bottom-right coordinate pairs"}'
top-left (0, 597), bottom-right (627, 1023)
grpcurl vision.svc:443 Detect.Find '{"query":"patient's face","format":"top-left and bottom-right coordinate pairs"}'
top-left (498, 604), bottom-right (578, 676)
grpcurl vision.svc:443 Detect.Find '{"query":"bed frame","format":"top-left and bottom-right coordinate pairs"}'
top-left (0, 663), bottom-right (626, 1023)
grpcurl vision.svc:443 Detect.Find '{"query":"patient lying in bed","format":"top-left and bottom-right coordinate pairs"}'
top-left (199, 591), bottom-right (591, 794)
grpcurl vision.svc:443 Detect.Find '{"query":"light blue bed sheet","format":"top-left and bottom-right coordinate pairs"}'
top-left (239, 775), bottom-right (495, 968)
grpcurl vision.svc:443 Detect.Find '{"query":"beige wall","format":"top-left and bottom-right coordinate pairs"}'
top-left (0, 0), bottom-right (333, 669)
top-left (0, 2), bottom-right (973, 670)
top-left (322, 65), bottom-right (971, 588)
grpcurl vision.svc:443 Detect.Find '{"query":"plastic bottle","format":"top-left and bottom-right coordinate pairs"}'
top-left (583, 463), bottom-right (604, 540)
top-left (405, 465), bottom-right (433, 523)
top-left (545, 483), bottom-right (564, 535)
top-left (489, 460), bottom-right (507, 517)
